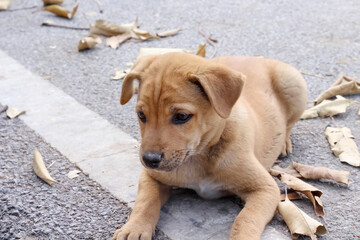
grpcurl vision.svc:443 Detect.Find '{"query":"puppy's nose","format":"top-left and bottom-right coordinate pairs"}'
top-left (142, 151), bottom-right (163, 168)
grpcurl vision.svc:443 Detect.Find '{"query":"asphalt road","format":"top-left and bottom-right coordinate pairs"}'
top-left (1, 0), bottom-right (360, 239)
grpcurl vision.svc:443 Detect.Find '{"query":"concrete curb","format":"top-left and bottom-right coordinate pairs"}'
top-left (0, 50), bottom-right (289, 240)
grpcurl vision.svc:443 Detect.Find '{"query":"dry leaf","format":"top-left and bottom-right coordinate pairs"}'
top-left (42, 75), bottom-right (53, 80)
top-left (274, 172), bottom-right (324, 216)
top-left (43, 4), bottom-right (78, 19)
top-left (43, 5), bottom-right (69, 18)
top-left (196, 44), bottom-right (206, 57)
top-left (325, 127), bottom-right (360, 167)
top-left (6, 107), bottom-right (26, 119)
top-left (91, 19), bottom-right (156, 48)
top-left (68, 4), bottom-right (78, 18)
top-left (278, 197), bottom-right (326, 239)
top-left (33, 149), bottom-right (57, 185)
top-left (43, 0), bottom-right (63, 5)
top-left (78, 35), bottom-right (102, 51)
top-left (0, 0), bottom-right (13, 10)
top-left (156, 28), bottom-right (181, 37)
top-left (137, 48), bottom-right (191, 59)
top-left (273, 162), bottom-right (350, 185)
top-left (280, 191), bottom-right (302, 201)
top-left (90, 19), bottom-right (137, 36)
top-left (292, 161), bottom-right (350, 185)
top-left (90, 19), bottom-right (165, 48)
top-left (301, 95), bottom-right (359, 119)
top-left (41, 20), bottom-right (54, 26)
top-left (315, 75), bottom-right (360, 104)
top-left (106, 33), bottom-right (132, 49)
top-left (110, 70), bottom-right (130, 80)
top-left (270, 165), bottom-right (302, 178)
top-left (66, 169), bottom-right (81, 179)
top-left (132, 28), bottom-right (158, 40)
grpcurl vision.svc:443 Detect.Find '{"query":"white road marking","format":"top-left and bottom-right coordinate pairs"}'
top-left (0, 49), bottom-right (141, 205)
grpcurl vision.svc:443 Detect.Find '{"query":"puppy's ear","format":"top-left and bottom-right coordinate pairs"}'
top-left (120, 72), bottom-right (140, 105)
top-left (120, 55), bottom-right (155, 105)
top-left (189, 65), bottom-right (246, 118)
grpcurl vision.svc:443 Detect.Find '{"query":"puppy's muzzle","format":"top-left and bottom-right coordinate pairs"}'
top-left (142, 151), bottom-right (163, 169)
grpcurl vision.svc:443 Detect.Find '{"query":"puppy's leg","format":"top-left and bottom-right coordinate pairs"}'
top-left (229, 163), bottom-right (280, 240)
top-left (270, 61), bottom-right (307, 156)
top-left (282, 125), bottom-right (295, 155)
top-left (113, 170), bottom-right (171, 240)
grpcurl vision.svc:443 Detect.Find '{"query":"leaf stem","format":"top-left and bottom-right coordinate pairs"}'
top-left (41, 22), bottom-right (90, 30)
top-left (300, 71), bottom-right (325, 79)
top-left (330, 116), bottom-right (339, 128)
top-left (3, 6), bottom-right (38, 12)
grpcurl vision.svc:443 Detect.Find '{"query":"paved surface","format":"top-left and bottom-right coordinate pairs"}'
top-left (1, 0), bottom-right (360, 239)
top-left (0, 50), bottom-right (140, 206)
top-left (0, 108), bottom-right (130, 240)
top-left (0, 105), bottom-right (168, 240)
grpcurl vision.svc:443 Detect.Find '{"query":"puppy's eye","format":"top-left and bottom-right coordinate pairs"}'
top-left (137, 111), bottom-right (146, 123)
top-left (172, 113), bottom-right (193, 125)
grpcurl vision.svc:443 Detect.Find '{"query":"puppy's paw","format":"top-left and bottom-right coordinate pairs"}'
top-left (112, 222), bottom-right (153, 240)
top-left (281, 137), bottom-right (293, 156)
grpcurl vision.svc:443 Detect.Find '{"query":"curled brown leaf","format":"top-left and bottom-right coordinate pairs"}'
top-left (273, 172), bottom-right (325, 216)
top-left (66, 169), bottom-right (81, 179)
top-left (156, 28), bottom-right (181, 37)
top-left (301, 95), bottom-right (359, 119)
top-left (43, 0), bottom-right (64, 5)
top-left (292, 161), bottom-right (350, 185)
top-left (325, 127), bottom-right (360, 167)
top-left (90, 19), bottom-right (180, 49)
top-left (43, 4), bottom-right (78, 19)
top-left (131, 28), bottom-right (158, 40)
top-left (278, 196), bottom-right (326, 239)
top-left (280, 191), bottom-right (302, 201)
top-left (78, 35), bottom-right (102, 51)
top-left (110, 70), bottom-right (130, 80)
top-left (106, 33), bottom-right (132, 49)
top-left (315, 75), bottom-right (360, 105)
top-left (272, 162), bottom-right (350, 185)
top-left (69, 4), bottom-right (78, 18)
top-left (270, 165), bottom-right (302, 178)
top-left (90, 19), bottom-right (137, 36)
top-left (6, 107), bottom-right (26, 119)
top-left (33, 149), bottom-right (57, 186)
top-left (196, 44), bottom-right (206, 58)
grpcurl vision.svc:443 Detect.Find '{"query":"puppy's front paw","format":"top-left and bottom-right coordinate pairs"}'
top-left (112, 222), bottom-right (153, 240)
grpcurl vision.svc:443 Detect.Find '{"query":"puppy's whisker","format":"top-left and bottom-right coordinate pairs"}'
top-left (176, 149), bottom-right (198, 154)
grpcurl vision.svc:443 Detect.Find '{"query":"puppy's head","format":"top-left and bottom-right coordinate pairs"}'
top-left (120, 53), bottom-right (245, 171)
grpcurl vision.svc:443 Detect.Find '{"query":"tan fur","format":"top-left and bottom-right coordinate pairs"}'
top-left (113, 53), bottom-right (307, 240)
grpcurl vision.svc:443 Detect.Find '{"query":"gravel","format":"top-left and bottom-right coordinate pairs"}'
top-left (0, 105), bottom-right (169, 240)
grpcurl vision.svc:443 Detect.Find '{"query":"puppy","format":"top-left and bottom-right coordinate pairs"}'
top-left (113, 53), bottom-right (307, 240)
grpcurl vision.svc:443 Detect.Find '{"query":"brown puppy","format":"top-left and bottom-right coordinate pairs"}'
top-left (113, 53), bottom-right (307, 240)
